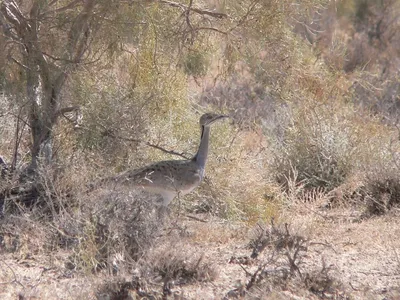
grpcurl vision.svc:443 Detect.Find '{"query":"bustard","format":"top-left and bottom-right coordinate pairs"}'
top-left (103, 113), bottom-right (228, 206)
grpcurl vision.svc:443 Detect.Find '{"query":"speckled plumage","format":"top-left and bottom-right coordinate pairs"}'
top-left (105, 113), bottom-right (228, 206)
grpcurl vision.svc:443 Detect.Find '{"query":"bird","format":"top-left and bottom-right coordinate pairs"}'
top-left (101, 113), bottom-right (228, 207)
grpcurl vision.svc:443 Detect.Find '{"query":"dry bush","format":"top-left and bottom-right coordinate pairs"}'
top-left (96, 280), bottom-right (139, 300)
top-left (269, 100), bottom-right (357, 193)
top-left (363, 164), bottom-right (400, 215)
top-left (199, 31), bottom-right (294, 132)
top-left (145, 243), bottom-right (217, 284)
top-left (269, 99), bottom-right (400, 213)
top-left (184, 51), bottom-right (210, 77)
top-left (65, 188), bottom-right (162, 273)
top-left (198, 12), bottom-right (360, 211)
top-left (225, 221), bottom-right (346, 299)
top-left (0, 214), bottom-right (53, 256)
top-left (249, 221), bottom-right (309, 272)
top-left (310, 1), bottom-right (400, 122)
top-left (348, 119), bottom-right (400, 214)
top-left (96, 241), bottom-right (217, 299)
top-left (364, 175), bottom-right (400, 215)
top-left (0, 151), bottom-right (163, 276)
top-left (0, 160), bottom-right (84, 259)
top-left (198, 124), bottom-right (280, 223)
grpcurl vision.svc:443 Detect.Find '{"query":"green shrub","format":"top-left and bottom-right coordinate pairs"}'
top-left (183, 51), bottom-right (209, 77)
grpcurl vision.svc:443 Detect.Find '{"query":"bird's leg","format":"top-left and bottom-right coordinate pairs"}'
top-left (167, 192), bottom-right (190, 234)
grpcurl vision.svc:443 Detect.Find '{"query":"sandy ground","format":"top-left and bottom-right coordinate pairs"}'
top-left (1, 206), bottom-right (400, 299)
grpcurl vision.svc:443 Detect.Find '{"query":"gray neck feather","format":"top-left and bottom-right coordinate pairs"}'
top-left (193, 125), bottom-right (210, 170)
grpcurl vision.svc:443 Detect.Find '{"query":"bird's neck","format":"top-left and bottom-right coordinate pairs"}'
top-left (193, 125), bottom-right (210, 169)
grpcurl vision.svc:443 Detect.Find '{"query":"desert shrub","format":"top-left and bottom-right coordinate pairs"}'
top-left (267, 96), bottom-right (400, 211)
top-left (68, 188), bottom-right (162, 273)
top-left (196, 123), bottom-right (280, 223)
top-left (0, 151), bottom-right (163, 275)
top-left (345, 116), bottom-right (400, 214)
top-left (198, 11), bottom-right (359, 205)
top-left (183, 51), bottom-right (209, 77)
top-left (96, 280), bottom-right (138, 300)
top-left (365, 175), bottom-right (400, 215)
top-left (361, 152), bottom-right (400, 215)
top-left (310, 0), bottom-right (400, 122)
top-left (269, 101), bottom-right (357, 193)
top-left (96, 243), bottom-right (217, 299)
top-left (225, 221), bottom-right (346, 299)
top-left (139, 243), bottom-right (217, 298)
top-left (148, 245), bottom-right (217, 283)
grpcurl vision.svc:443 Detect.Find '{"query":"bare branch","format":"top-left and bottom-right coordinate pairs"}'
top-left (159, 0), bottom-right (227, 19)
top-left (8, 55), bottom-right (29, 70)
top-left (66, 0), bottom-right (96, 64)
top-left (106, 130), bottom-right (190, 159)
top-left (228, 0), bottom-right (259, 33)
top-left (56, 105), bottom-right (81, 116)
top-left (144, 141), bottom-right (190, 159)
top-left (39, 0), bottom-right (82, 17)
top-left (12, 103), bottom-right (29, 172)
top-left (80, 123), bottom-right (190, 159)
top-left (185, 0), bottom-right (194, 43)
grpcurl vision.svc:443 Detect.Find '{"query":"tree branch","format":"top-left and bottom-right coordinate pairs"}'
top-left (39, 0), bottom-right (82, 18)
top-left (105, 129), bottom-right (190, 159)
top-left (159, 0), bottom-right (227, 19)
top-left (228, 0), bottom-right (259, 33)
top-left (66, 0), bottom-right (95, 64)
top-left (7, 55), bottom-right (29, 70)
top-left (81, 123), bottom-right (190, 159)
top-left (56, 105), bottom-right (81, 116)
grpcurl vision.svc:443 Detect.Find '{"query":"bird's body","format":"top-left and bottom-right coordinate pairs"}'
top-left (110, 159), bottom-right (203, 205)
top-left (103, 113), bottom-right (228, 206)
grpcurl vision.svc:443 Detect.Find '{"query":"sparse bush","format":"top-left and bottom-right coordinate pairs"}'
top-left (364, 170), bottom-right (400, 215)
top-left (149, 246), bottom-right (217, 283)
top-left (68, 188), bottom-right (162, 273)
top-left (95, 241), bottom-right (217, 299)
top-left (96, 280), bottom-right (138, 300)
top-left (249, 221), bottom-right (308, 273)
top-left (201, 126), bottom-right (278, 223)
top-left (225, 221), bottom-right (346, 299)
top-left (270, 101), bottom-right (356, 193)
top-left (311, 0), bottom-right (400, 121)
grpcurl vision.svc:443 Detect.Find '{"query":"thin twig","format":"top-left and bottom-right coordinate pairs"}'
top-left (79, 124), bottom-right (190, 159)
top-left (0, 258), bottom-right (25, 288)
